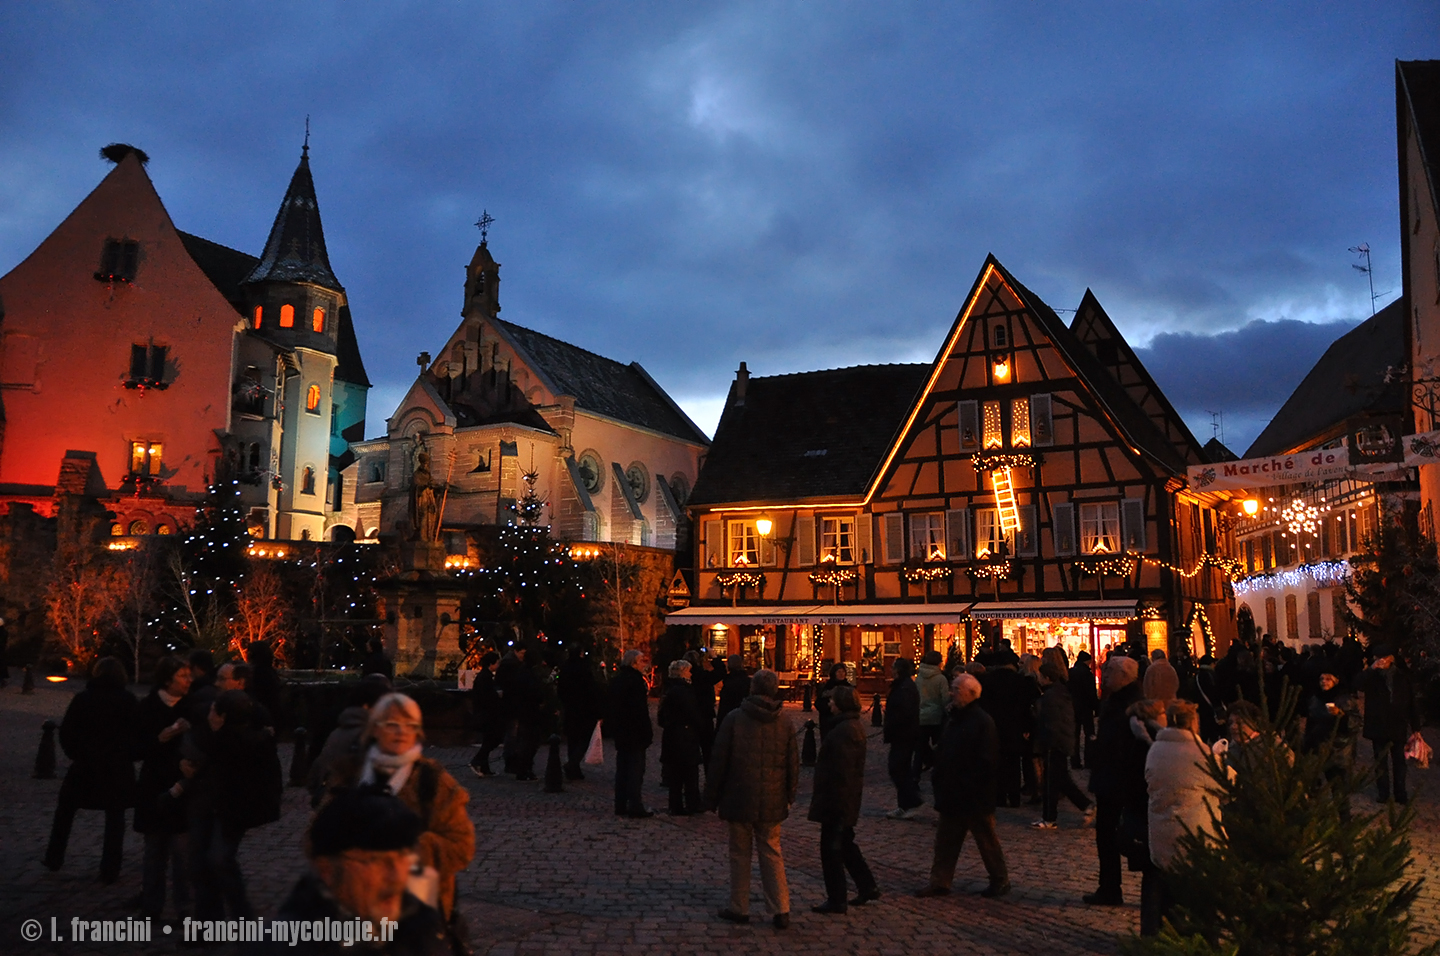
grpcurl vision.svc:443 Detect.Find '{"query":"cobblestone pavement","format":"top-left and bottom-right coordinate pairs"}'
top-left (3, 682), bottom-right (1438, 954)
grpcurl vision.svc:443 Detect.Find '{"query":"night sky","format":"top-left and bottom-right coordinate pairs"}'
top-left (2, 3), bottom-right (1435, 454)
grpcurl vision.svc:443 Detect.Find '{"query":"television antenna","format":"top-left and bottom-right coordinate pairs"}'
top-left (1349, 243), bottom-right (1381, 316)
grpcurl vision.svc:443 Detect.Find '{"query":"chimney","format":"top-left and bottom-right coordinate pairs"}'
top-left (734, 362), bottom-right (749, 407)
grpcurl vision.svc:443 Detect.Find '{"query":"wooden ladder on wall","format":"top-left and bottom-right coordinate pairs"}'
top-left (992, 467), bottom-right (1020, 535)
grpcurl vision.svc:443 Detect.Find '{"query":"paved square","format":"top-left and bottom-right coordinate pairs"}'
top-left (2, 683), bottom-right (1436, 954)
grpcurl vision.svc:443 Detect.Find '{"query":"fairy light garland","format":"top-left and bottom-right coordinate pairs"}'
top-left (1232, 560), bottom-right (1351, 596)
top-left (1073, 554), bottom-right (1137, 577)
top-left (903, 564), bottom-right (953, 582)
top-left (1139, 552), bottom-right (1244, 581)
top-left (716, 570), bottom-right (765, 590)
top-left (810, 567), bottom-right (858, 587)
top-left (971, 452), bottom-right (1042, 472)
top-left (967, 560), bottom-right (1014, 580)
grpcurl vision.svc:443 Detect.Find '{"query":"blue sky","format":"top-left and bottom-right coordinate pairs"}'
top-left (1, 2), bottom-right (1434, 453)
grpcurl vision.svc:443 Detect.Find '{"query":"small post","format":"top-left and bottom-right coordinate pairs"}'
top-left (802, 719), bottom-right (817, 767)
top-left (802, 683), bottom-right (813, 712)
top-left (288, 728), bottom-right (309, 787)
top-left (21, 665), bottom-right (35, 695)
top-left (871, 693), bottom-right (884, 727)
top-left (544, 734), bottom-right (565, 793)
top-left (34, 720), bottom-right (57, 779)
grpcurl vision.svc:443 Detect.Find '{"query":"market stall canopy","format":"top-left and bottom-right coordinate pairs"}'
top-left (666, 602), bottom-right (978, 627)
top-left (968, 600), bottom-right (1137, 621)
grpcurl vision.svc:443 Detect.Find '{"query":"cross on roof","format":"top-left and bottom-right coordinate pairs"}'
top-left (475, 210), bottom-right (494, 244)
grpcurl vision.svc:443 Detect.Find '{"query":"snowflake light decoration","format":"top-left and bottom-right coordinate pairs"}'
top-left (1280, 498), bottom-right (1323, 536)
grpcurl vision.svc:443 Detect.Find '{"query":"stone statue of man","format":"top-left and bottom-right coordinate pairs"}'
top-left (410, 450), bottom-right (441, 543)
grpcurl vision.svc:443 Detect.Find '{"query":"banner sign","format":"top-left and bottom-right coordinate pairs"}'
top-left (1187, 447), bottom-right (1351, 492)
top-left (1403, 429), bottom-right (1440, 467)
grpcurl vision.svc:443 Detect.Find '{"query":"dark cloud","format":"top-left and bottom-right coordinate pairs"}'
top-left (0, 2), bottom-right (1433, 439)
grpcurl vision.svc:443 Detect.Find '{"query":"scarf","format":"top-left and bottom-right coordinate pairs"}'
top-left (360, 743), bottom-right (423, 795)
top-left (158, 689), bottom-right (182, 708)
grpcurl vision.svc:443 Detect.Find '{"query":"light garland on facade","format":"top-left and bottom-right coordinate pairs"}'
top-left (1073, 554), bottom-right (1138, 577)
top-left (967, 560), bottom-right (1014, 580)
top-left (903, 564), bottom-right (953, 582)
top-left (971, 452), bottom-right (1042, 472)
top-left (810, 567), bottom-right (858, 587)
top-left (1232, 560), bottom-right (1351, 596)
top-left (1140, 553), bottom-right (1245, 581)
top-left (716, 570), bottom-right (765, 590)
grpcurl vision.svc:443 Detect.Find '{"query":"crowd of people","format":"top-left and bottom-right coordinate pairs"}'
top-left (36, 628), bottom-right (1427, 951)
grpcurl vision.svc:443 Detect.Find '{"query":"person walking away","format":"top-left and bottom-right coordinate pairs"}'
top-left (361, 639), bottom-right (394, 680)
top-left (558, 646), bottom-right (602, 781)
top-left (607, 649), bottom-right (655, 818)
top-left (43, 656), bottom-right (137, 883)
top-left (817, 662), bottom-right (850, 740)
top-left (1070, 651), bottom-right (1099, 767)
top-left (323, 693), bottom-right (474, 921)
top-left (244, 642), bottom-right (283, 720)
top-left (506, 647), bottom-right (545, 781)
top-left (132, 655), bottom-right (194, 917)
top-left (883, 658), bottom-right (922, 819)
top-left (1083, 655), bottom-right (1143, 906)
top-left (914, 674), bottom-right (1009, 898)
top-left (270, 788), bottom-right (451, 955)
top-left (467, 652), bottom-right (503, 777)
top-left (686, 649), bottom-right (719, 768)
top-left (914, 650), bottom-right (949, 777)
top-left (1358, 643), bottom-right (1421, 804)
top-left (706, 669), bottom-right (798, 930)
top-left (716, 655), bottom-right (750, 729)
top-left (1032, 661), bottom-right (1090, 829)
top-left (658, 659), bottom-right (708, 814)
top-left (808, 685), bottom-right (879, 914)
top-left (978, 658), bottom-right (1032, 807)
top-left (310, 674), bottom-right (392, 802)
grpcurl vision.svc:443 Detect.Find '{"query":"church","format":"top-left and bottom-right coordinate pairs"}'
top-left (0, 143), bottom-right (369, 542)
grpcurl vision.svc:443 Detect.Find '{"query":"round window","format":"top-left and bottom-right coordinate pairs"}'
top-left (577, 451), bottom-right (604, 495)
top-left (110, 523), bottom-right (124, 536)
top-left (128, 519), bottom-right (149, 535)
top-left (626, 462), bottom-right (650, 504)
top-left (156, 523), bottom-right (173, 535)
top-left (669, 473), bottom-right (689, 506)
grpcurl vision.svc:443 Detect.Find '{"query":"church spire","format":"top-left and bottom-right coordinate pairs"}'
top-left (244, 141), bottom-right (341, 292)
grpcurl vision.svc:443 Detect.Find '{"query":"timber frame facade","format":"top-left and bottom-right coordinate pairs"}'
top-left (674, 257), bottom-right (1239, 681)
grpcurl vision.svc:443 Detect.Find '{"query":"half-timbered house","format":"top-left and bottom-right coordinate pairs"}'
top-left (670, 256), bottom-right (1238, 684)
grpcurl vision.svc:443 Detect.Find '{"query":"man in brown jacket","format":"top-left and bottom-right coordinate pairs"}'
top-left (705, 668), bottom-right (798, 930)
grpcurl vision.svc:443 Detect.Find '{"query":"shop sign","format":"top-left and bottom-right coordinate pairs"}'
top-left (666, 571), bottom-right (691, 609)
top-left (1187, 447), bottom-right (1351, 491)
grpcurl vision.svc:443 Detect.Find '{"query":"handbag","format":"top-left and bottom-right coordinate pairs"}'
top-left (583, 721), bottom-right (605, 766)
top-left (1405, 732), bottom-right (1432, 769)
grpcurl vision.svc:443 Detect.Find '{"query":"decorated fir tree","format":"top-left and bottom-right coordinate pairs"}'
top-left (1344, 512), bottom-right (1440, 662)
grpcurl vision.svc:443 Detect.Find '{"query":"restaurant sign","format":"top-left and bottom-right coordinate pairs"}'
top-left (1187, 447), bottom-right (1351, 492)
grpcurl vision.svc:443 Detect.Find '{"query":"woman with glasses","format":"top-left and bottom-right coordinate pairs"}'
top-left (324, 693), bottom-right (475, 920)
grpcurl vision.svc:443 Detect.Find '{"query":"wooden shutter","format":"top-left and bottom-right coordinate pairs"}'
top-left (1121, 498), bottom-right (1147, 552)
top-left (945, 508), bottom-right (970, 562)
top-left (795, 513), bottom-right (816, 567)
top-left (1016, 505), bottom-right (1039, 557)
top-left (958, 400), bottom-right (980, 451)
top-left (881, 513), bottom-right (905, 565)
top-left (857, 513), bottom-right (874, 564)
top-left (1032, 393), bottom-right (1054, 446)
top-left (130, 344), bottom-right (148, 380)
top-left (148, 345), bottom-right (167, 381)
top-left (1052, 501), bottom-right (1076, 557)
top-left (702, 518), bottom-right (722, 568)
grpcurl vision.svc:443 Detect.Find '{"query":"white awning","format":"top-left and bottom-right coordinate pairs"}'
top-left (666, 602), bottom-right (977, 627)
top-left (968, 600), bottom-right (1137, 621)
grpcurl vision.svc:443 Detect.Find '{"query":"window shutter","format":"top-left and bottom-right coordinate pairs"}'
top-left (881, 513), bottom-right (905, 565)
top-left (957, 400), bottom-right (980, 451)
top-left (1032, 393), bottom-right (1054, 446)
top-left (119, 241), bottom-right (139, 279)
top-left (1121, 498), bottom-right (1147, 552)
top-left (1052, 501), bottom-right (1076, 557)
top-left (945, 508), bottom-right (970, 562)
top-left (148, 345), bottom-right (167, 382)
top-left (795, 514), bottom-right (816, 567)
top-left (857, 513), bottom-right (874, 564)
top-left (702, 518), bottom-right (721, 568)
top-left (1017, 505), bottom-right (1039, 557)
top-left (130, 344), bottom-right (148, 380)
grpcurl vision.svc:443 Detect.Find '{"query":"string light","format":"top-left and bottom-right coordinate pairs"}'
top-left (1074, 554), bottom-right (1137, 577)
top-left (971, 452), bottom-right (1042, 472)
top-left (1233, 560), bottom-right (1351, 596)
top-left (1280, 497), bottom-right (1326, 536)
top-left (809, 567), bottom-right (858, 587)
top-left (967, 560), bottom-right (1014, 580)
top-left (716, 570), bottom-right (765, 590)
top-left (903, 564), bottom-right (953, 582)
top-left (1139, 553), bottom-right (1245, 581)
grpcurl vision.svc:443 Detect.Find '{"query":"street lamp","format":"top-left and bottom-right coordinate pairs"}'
top-left (755, 516), bottom-right (773, 536)
top-left (1242, 499), bottom-right (1260, 517)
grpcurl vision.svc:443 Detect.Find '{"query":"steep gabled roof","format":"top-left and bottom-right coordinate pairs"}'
top-left (1245, 297), bottom-right (1408, 457)
top-left (492, 318), bottom-right (708, 444)
top-left (244, 149), bottom-right (341, 291)
top-left (1070, 289), bottom-right (1208, 465)
top-left (1398, 60), bottom-right (1440, 219)
top-left (177, 231), bottom-right (258, 308)
top-left (335, 305), bottom-right (370, 387)
top-left (689, 363), bottom-right (930, 507)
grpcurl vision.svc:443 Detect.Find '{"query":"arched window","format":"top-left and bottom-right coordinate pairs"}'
top-left (312, 307), bottom-right (325, 333)
top-left (306, 384), bottom-right (321, 412)
top-left (252, 305), bottom-right (263, 329)
top-left (280, 304), bottom-right (295, 328)
top-left (301, 467), bottom-right (316, 495)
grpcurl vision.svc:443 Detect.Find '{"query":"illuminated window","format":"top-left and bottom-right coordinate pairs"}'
top-left (860, 629), bottom-right (885, 674)
top-left (1010, 397), bottom-right (1031, 447)
top-left (253, 305), bottom-right (263, 329)
top-left (280, 304), bottom-right (295, 328)
top-left (312, 307), bottom-right (325, 333)
top-left (129, 441), bottom-right (162, 476)
top-left (909, 512), bottom-right (946, 561)
top-left (727, 520), bottom-right (760, 567)
top-left (306, 384), bottom-right (321, 413)
top-left (820, 516), bottom-right (855, 564)
top-left (302, 467), bottom-right (316, 495)
top-left (110, 523), bottom-right (123, 536)
top-left (1080, 502), bottom-right (1121, 554)
top-left (156, 523), bottom-right (173, 536)
top-left (982, 401), bottom-right (1003, 448)
top-left (975, 508), bottom-right (1002, 558)
top-left (128, 519), bottom-right (149, 535)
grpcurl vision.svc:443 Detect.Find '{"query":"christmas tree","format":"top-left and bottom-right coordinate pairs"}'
top-left (1344, 510), bottom-right (1440, 662)
top-left (459, 523), bottom-right (592, 656)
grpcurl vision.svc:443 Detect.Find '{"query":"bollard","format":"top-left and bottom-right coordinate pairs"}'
top-left (871, 692), bottom-right (884, 727)
top-left (802, 719), bottom-right (817, 767)
top-left (543, 734), bottom-right (565, 793)
top-left (288, 728), bottom-right (309, 787)
top-left (802, 683), bottom-right (813, 712)
top-left (34, 719), bottom-right (57, 779)
top-left (22, 665), bottom-right (35, 695)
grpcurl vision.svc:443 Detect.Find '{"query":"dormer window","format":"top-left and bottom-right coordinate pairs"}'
top-left (95, 239), bottom-right (139, 283)
top-left (312, 307), bottom-right (325, 333)
top-left (280, 304), bottom-right (295, 328)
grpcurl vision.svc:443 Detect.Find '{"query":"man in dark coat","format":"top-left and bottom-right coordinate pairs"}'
top-left (1084, 655), bottom-right (1143, 905)
top-left (44, 656), bottom-right (138, 882)
top-left (915, 673), bottom-right (1009, 898)
top-left (606, 648), bottom-right (654, 818)
top-left (557, 646), bottom-right (602, 781)
top-left (686, 650), bottom-right (719, 767)
top-left (1358, 643), bottom-right (1421, 804)
top-left (716, 655), bottom-right (750, 729)
top-left (466, 652), bottom-right (503, 777)
top-left (978, 660), bottom-right (1033, 807)
top-left (1069, 651), bottom-right (1099, 767)
top-left (361, 639), bottom-right (394, 680)
top-left (808, 685), bottom-right (879, 914)
top-left (883, 658), bottom-right (922, 819)
top-left (1034, 662), bottom-right (1090, 828)
top-left (658, 659), bottom-right (709, 814)
top-left (266, 788), bottom-right (451, 955)
top-left (132, 655), bottom-right (194, 917)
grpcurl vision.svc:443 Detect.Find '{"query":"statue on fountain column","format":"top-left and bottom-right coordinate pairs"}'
top-left (410, 449), bottom-right (441, 543)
